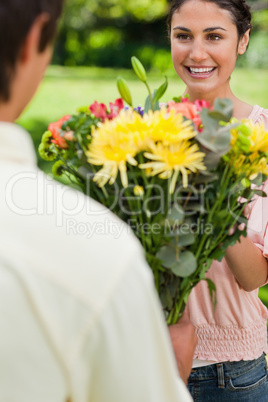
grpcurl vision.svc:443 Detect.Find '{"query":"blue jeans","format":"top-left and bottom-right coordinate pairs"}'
top-left (187, 354), bottom-right (268, 401)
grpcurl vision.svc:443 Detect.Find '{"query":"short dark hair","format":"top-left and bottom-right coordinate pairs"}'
top-left (167, 0), bottom-right (252, 40)
top-left (0, 0), bottom-right (64, 101)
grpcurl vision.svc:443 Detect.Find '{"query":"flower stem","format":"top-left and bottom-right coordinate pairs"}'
top-left (145, 81), bottom-right (154, 111)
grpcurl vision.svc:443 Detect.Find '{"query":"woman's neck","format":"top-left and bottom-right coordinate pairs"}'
top-left (184, 88), bottom-right (253, 119)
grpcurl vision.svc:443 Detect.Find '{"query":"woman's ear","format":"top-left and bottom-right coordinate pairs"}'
top-left (238, 29), bottom-right (250, 55)
top-left (19, 13), bottom-right (50, 64)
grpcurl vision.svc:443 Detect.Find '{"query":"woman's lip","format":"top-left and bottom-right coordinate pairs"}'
top-left (184, 66), bottom-right (216, 79)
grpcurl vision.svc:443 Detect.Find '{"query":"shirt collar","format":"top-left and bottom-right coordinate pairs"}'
top-left (0, 122), bottom-right (37, 166)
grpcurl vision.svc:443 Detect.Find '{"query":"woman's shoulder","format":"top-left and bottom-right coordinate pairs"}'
top-left (248, 105), bottom-right (268, 128)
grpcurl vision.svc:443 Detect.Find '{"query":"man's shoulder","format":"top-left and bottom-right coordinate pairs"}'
top-left (1, 163), bottom-right (145, 309)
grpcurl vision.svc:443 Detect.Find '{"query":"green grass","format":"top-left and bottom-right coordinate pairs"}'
top-left (18, 65), bottom-right (268, 131)
top-left (17, 65), bottom-right (268, 307)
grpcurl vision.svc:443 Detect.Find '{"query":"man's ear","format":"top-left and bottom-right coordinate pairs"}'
top-left (238, 29), bottom-right (250, 55)
top-left (19, 13), bottom-right (50, 64)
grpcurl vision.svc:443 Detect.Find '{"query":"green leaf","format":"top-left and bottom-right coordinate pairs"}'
top-left (170, 251), bottom-right (197, 277)
top-left (205, 278), bottom-right (217, 310)
top-left (160, 287), bottom-right (173, 310)
top-left (153, 76), bottom-right (168, 103)
top-left (251, 189), bottom-right (267, 198)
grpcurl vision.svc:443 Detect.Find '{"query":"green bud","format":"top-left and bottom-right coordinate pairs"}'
top-left (237, 124), bottom-right (251, 137)
top-left (238, 133), bottom-right (251, 147)
top-left (41, 130), bottom-right (52, 146)
top-left (131, 56), bottom-right (147, 82)
top-left (38, 143), bottom-right (57, 162)
top-left (52, 160), bottom-right (66, 177)
top-left (117, 77), bottom-right (132, 106)
top-left (241, 178), bottom-right (251, 188)
top-left (77, 105), bottom-right (90, 114)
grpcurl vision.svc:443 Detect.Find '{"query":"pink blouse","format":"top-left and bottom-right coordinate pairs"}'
top-left (187, 105), bottom-right (268, 362)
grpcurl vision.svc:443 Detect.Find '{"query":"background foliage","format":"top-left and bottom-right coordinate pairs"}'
top-left (53, 0), bottom-right (268, 70)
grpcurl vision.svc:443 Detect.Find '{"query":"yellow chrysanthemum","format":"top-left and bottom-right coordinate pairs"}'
top-left (247, 120), bottom-right (268, 153)
top-left (230, 119), bottom-right (268, 154)
top-left (110, 110), bottom-right (153, 152)
top-left (139, 141), bottom-right (206, 193)
top-left (145, 108), bottom-right (196, 146)
top-left (230, 151), bottom-right (268, 179)
top-left (86, 111), bottom-right (139, 187)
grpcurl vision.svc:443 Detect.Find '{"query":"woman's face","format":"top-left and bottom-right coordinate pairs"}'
top-left (170, 0), bottom-right (248, 100)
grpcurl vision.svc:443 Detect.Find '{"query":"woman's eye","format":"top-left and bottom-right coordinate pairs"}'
top-left (207, 34), bottom-right (222, 41)
top-left (176, 33), bottom-right (191, 40)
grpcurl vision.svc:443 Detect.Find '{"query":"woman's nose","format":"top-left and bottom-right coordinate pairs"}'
top-left (189, 40), bottom-right (207, 62)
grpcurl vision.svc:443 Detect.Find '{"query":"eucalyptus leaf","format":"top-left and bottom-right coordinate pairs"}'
top-left (144, 94), bottom-right (151, 113)
top-left (213, 98), bottom-right (233, 120)
top-left (166, 204), bottom-right (184, 224)
top-left (171, 232), bottom-right (196, 247)
top-left (203, 151), bottom-right (224, 169)
top-left (156, 245), bottom-right (178, 268)
top-left (153, 101), bottom-right (160, 111)
top-left (170, 251), bottom-right (197, 277)
top-left (208, 110), bottom-right (230, 122)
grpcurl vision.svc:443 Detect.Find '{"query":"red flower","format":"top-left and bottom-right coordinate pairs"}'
top-left (108, 98), bottom-right (124, 119)
top-left (89, 101), bottom-right (108, 121)
top-left (49, 115), bottom-right (71, 149)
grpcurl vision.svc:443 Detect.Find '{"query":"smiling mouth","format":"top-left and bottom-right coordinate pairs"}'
top-left (186, 67), bottom-right (216, 74)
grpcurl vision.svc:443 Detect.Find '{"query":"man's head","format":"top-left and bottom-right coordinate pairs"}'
top-left (0, 0), bottom-right (64, 109)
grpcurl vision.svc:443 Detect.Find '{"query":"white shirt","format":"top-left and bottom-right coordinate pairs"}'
top-left (0, 122), bottom-right (192, 402)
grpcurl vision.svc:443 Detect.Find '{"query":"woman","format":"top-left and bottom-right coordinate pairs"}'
top-left (167, 0), bottom-right (268, 400)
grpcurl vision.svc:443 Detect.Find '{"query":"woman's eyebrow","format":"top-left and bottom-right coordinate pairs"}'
top-left (204, 27), bottom-right (227, 32)
top-left (173, 26), bottom-right (227, 32)
top-left (173, 26), bottom-right (191, 32)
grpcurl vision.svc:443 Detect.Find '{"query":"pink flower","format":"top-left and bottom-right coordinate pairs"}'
top-left (49, 115), bottom-right (71, 149)
top-left (194, 99), bottom-right (210, 111)
top-left (108, 98), bottom-right (124, 120)
top-left (64, 131), bottom-right (75, 142)
top-left (89, 101), bottom-right (108, 121)
top-left (167, 100), bottom-right (204, 132)
top-left (167, 100), bottom-right (198, 120)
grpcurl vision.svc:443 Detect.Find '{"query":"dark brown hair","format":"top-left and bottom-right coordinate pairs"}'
top-left (167, 0), bottom-right (252, 40)
top-left (0, 0), bottom-right (64, 101)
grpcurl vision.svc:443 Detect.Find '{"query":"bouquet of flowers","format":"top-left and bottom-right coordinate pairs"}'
top-left (39, 57), bottom-right (268, 324)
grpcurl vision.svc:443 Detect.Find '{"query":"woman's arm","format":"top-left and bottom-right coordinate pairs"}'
top-left (168, 318), bottom-right (198, 384)
top-left (225, 235), bottom-right (268, 292)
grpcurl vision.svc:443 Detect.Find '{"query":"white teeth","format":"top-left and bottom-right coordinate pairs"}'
top-left (189, 67), bottom-right (214, 74)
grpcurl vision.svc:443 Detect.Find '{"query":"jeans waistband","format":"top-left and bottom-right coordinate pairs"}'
top-left (190, 353), bottom-right (266, 381)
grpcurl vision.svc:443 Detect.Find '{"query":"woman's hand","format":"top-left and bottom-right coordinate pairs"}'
top-left (168, 316), bottom-right (197, 384)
